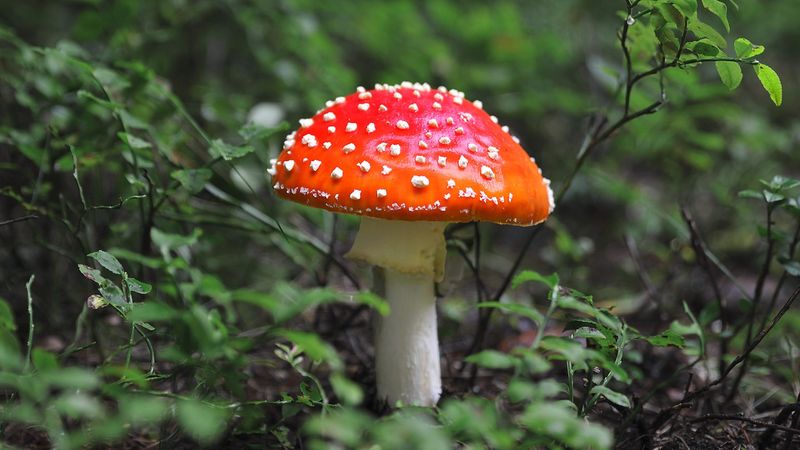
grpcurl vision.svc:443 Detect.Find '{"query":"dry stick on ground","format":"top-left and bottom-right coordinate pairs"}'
top-left (649, 286), bottom-right (800, 433)
top-left (758, 221), bottom-right (800, 335)
top-left (689, 414), bottom-right (800, 437)
top-left (784, 393), bottom-right (800, 449)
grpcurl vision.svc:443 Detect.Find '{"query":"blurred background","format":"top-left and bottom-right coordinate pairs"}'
top-left (2, 0), bottom-right (797, 329)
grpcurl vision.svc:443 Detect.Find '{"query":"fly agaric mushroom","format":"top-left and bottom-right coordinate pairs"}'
top-left (269, 82), bottom-right (553, 406)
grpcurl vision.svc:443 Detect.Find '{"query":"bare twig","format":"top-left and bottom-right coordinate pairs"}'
top-left (728, 202), bottom-right (778, 400)
top-left (648, 287), bottom-right (800, 434)
top-left (0, 215), bottom-right (38, 227)
top-left (690, 414), bottom-right (800, 437)
top-left (24, 275), bottom-right (35, 372)
top-left (680, 207), bottom-right (727, 328)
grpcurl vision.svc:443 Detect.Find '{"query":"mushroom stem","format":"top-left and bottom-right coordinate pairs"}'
top-left (346, 217), bottom-right (447, 406)
top-left (376, 269), bottom-right (441, 406)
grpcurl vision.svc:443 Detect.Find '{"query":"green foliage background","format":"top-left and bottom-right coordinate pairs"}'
top-left (0, 0), bottom-right (798, 448)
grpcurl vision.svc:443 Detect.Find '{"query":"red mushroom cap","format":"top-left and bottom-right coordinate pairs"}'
top-left (269, 82), bottom-right (553, 225)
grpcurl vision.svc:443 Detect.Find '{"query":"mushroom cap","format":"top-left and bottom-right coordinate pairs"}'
top-left (270, 82), bottom-right (553, 226)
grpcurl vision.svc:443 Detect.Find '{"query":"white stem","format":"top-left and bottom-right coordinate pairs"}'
top-left (375, 269), bottom-right (441, 407)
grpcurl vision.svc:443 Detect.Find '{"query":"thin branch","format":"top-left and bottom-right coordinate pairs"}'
top-left (0, 215), bottom-right (38, 227)
top-left (680, 207), bottom-right (727, 328)
top-left (688, 286), bottom-right (800, 402)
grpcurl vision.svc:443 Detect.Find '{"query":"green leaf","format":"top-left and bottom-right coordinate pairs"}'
top-left (119, 395), bottom-right (168, 425)
top-left (465, 350), bottom-right (517, 369)
top-left (171, 168), bottom-right (212, 194)
top-left (519, 402), bottom-right (613, 450)
top-left (507, 379), bottom-right (564, 402)
top-left (764, 176), bottom-right (800, 191)
top-left (689, 18), bottom-right (727, 49)
top-left (701, 0), bottom-right (729, 31)
top-left (573, 327), bottom-right (607, 340)
top-left (151, 228), bottom-right (202, 252)
top-left (209, 139), bottom-right (254, 161)
top-left (670, 0), bottom-right (698, 17)
top-left (78, 264), bottom-right (105, 284)
top-left (738, 189), bottom-right (763, 200)
top-left (354, 291), bottom-right (390, 316)
top-left (125, 277), bottom-right (152, 295)
top-left (88, 250), bottom-right (125, 275)
top-left (98, 280), bottom-right (126, 305)
top-left (590, 386), bottom-right (631, 408)
top-left (117, 132), bottom-right (152, 150)
top-left (754, 63), bottom-right (782, 106)
top-left (238, 122), bottom-right (286, 142)
top-left (733, 37), bottom-right (764, 59)
top-left (0, 298), bottom-right (15, 331)
top-left (644, 329), bottom-right (686, 348)
top-left (32, 348), bottom-right (59, 372)
top-left (685, 39), bottom-right (720, 56)
top-left (715, 61), bottom-right (742, 90)
top-left (54, 393), bottom-right (104, 420)
top-left (783, 261), bottom-right (800, 277)
top-left (477, 301), bottom-right (544, 326)
top-left (276, 330), bottom-right (342, 370)
top-left (41, 368), bottom-right (99, 390)
top-left (763, 190), bottom-right (786, 204)
top-left (126, 302), bottom-right (178, 322)
top-left (330, 373), bottom-right (363, 406)
top-left (511, 270), bottom-right (559, 290)
top-left (176, 398), bottom-right (230, 445)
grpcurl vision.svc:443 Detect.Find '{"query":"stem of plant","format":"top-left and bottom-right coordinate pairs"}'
top-left (582, 325), bottom-right (627, 416)
top-left (24, 274), bottom-right (35, 372)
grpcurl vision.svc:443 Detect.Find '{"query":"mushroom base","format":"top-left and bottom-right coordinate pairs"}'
top-left (375, 269), bottom-right (441, 407)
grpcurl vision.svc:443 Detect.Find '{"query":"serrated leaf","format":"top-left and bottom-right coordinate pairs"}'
top-left (209, 139), bottom-right (254, 161)
top-left (590, 386), bottom-right (631, 408)
top-left (276, 330), bottom-right (342, 370)
top-left (88, 250), bottom-right (125, 275)
top-left (701, 0), bottom-right (729, 31)
top-left (511, 270), bottom-right (559, 290)
top-left (715, 61), bottom-right (742, 90)
top-left (644, 329), bottom-right (686, 348)
top-left (171, 168), bottom-right (212, 194)
top-left (734, 37), bottom-right (764, 59)
top-left (754, 63), bottom-right (782, 106)
top-left (573, 327), bottom-right (607, 340)
top-left (125, 277), bottom-right (152, 295)
top-left (465, 350), bottom-right (517, 369)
